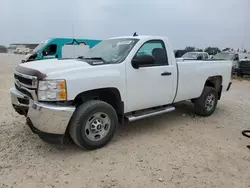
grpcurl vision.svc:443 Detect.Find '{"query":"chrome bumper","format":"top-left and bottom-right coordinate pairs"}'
top-left (10, 87), bottom-right (29, 108)
top-left (27, 100), bottom-right (75, 135)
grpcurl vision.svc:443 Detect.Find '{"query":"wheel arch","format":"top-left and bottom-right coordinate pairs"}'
top-left (73, 87), bottom-right (124, 123)
top-left (204, 75), bottom-right (223, 100)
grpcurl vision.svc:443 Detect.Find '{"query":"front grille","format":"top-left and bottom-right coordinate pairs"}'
top-left (239, 61), bottom-right (250, 69)
top-left (15, 84), bottom-right (33, 99)
top-left (239, 61), bottom-right (250, 74)
top-left (14, 73), bottom-right (33, 86)
top-left (14, 71), bottom-right (38, 100)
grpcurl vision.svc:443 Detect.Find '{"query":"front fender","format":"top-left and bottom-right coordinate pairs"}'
top-left (65, 64), bottom-right (126, 102)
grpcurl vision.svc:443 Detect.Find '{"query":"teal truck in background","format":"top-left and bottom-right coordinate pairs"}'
top-left (22, 38), bottom-right (101, 63)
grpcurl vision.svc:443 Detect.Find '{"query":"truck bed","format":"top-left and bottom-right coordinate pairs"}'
top-left (174, 60), bottom-right (232, 102)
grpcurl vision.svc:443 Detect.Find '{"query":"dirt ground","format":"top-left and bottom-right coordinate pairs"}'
top-left (0, 54), bottom-right (249, 188)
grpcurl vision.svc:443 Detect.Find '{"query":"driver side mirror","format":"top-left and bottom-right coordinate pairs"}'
top-left (131, 54), bottom-right (155, 69)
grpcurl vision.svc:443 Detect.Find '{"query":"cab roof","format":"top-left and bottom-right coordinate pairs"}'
top-left (109, 35), bottom-right (168, 40)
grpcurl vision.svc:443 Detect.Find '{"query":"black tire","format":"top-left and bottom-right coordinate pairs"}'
top-left (69, 100), bottom-right (118, 150)
top-left (194, 86), bottom-right (218, 116)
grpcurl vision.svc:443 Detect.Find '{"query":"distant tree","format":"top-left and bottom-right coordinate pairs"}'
top-left (222, 47), bottom-right (231, 52)
top-left (204, 47), bottom-right (221, 55)
top-left (195, 48), bottom-right (203, 52)
top-left (243, 49), bottom-right (247, 53)
top-left (185, 46), bottom-right (195, 52)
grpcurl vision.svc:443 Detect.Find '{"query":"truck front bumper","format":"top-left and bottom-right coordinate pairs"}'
top-left (10, 88), bottom-right (76, 144)
top-left (27, 100), bottom-right (75, 144)
top-left (10, 88), bottom-right (29, 116)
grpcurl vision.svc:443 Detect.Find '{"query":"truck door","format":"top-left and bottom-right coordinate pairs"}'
top-left (126, 40), bottom-right (176, 112)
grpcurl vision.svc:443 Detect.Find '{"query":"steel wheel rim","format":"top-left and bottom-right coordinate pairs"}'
top-left (85, 112), bottom-right (111, 142)
top-left (205, 93), bottom-right (215, 111)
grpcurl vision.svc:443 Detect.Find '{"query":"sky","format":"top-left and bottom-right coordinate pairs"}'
top-left (1, 0), bottom-right (249, 50)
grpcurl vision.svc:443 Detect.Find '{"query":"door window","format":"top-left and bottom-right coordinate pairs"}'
top-left (43, 44), bottom-right (57, 56)
top-left (197, 54), bottom-right (203, 60)
top-left (135, 40), bottom-right (168, 66)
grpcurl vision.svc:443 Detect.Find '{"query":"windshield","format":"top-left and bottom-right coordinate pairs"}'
top-left (213, 53), bottom-right (234, 60)
top-left (83, 38), bottom-right (139, 63)
top-left (182, 52), bottom-right (198, 59)
top-left (33, 43), bottom-right (46, 53)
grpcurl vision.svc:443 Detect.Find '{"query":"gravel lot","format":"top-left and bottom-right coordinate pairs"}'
top-left (0, 54), bottom-right (250, 188)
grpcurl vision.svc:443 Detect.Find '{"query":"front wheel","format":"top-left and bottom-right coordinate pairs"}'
top-left (69, 100), bottom-right (118, 150)
top-left (194, 86), bottom-right (218, 116)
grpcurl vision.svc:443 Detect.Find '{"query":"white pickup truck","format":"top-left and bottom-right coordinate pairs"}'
top-left (10, 35), bottom-right (232, 150)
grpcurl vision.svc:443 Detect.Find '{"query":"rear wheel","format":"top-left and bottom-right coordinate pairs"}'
top-left (69, 100), bottom-right (118, 150)
top-left (194, 86), bottom-right (218, 116)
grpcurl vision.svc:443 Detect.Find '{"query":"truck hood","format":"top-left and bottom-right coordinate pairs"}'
top-left (19, 59), bottom-right (91, 76)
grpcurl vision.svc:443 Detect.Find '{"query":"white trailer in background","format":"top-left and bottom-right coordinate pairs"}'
top-left (61, 44), bottom-right (90, 59)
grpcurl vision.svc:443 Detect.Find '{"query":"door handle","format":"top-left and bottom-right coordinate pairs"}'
top-left (161, 72), bottom-right (172, 76)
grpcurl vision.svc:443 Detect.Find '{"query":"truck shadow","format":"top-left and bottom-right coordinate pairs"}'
top-left (114, 101), bottom-right (195, 142)
top-left (61, 102), bottom-right (196, 150)
top-left (44, 101), bottom-right (199, 153)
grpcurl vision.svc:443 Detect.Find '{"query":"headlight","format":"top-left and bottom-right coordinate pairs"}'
top-left (38, 80), bottom-right (67, 101)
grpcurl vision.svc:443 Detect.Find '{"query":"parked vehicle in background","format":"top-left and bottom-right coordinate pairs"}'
top-left (14, 48), bottom-right (22, 54)
top-left (21, 48), bottom-right (32, 55)
top-left (176, 52), bottom-right (209, 61)
top-left (0, 45), bottom-right (7, 53)
top-left (212, 52), bottom-right (250, 73)
top-left (234, 59), bottom-right (250, 77)
top-left (209, 55), bottom-right (214, 59)
top-left (21, 38), bottom-right (101, 63)
top-left (174, 49), bottom-right (188, 58)
top-left (184, 52), bottom-right (209, 60)
top-left (10, 35), bottom-right (232, 150)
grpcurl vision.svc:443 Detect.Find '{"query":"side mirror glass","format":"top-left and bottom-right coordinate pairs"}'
top-left (132, 54), bottom-right (155, 69)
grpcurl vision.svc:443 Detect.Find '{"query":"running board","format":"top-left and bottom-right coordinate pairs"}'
top-left (126, 106), bottom-right (175, 122)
